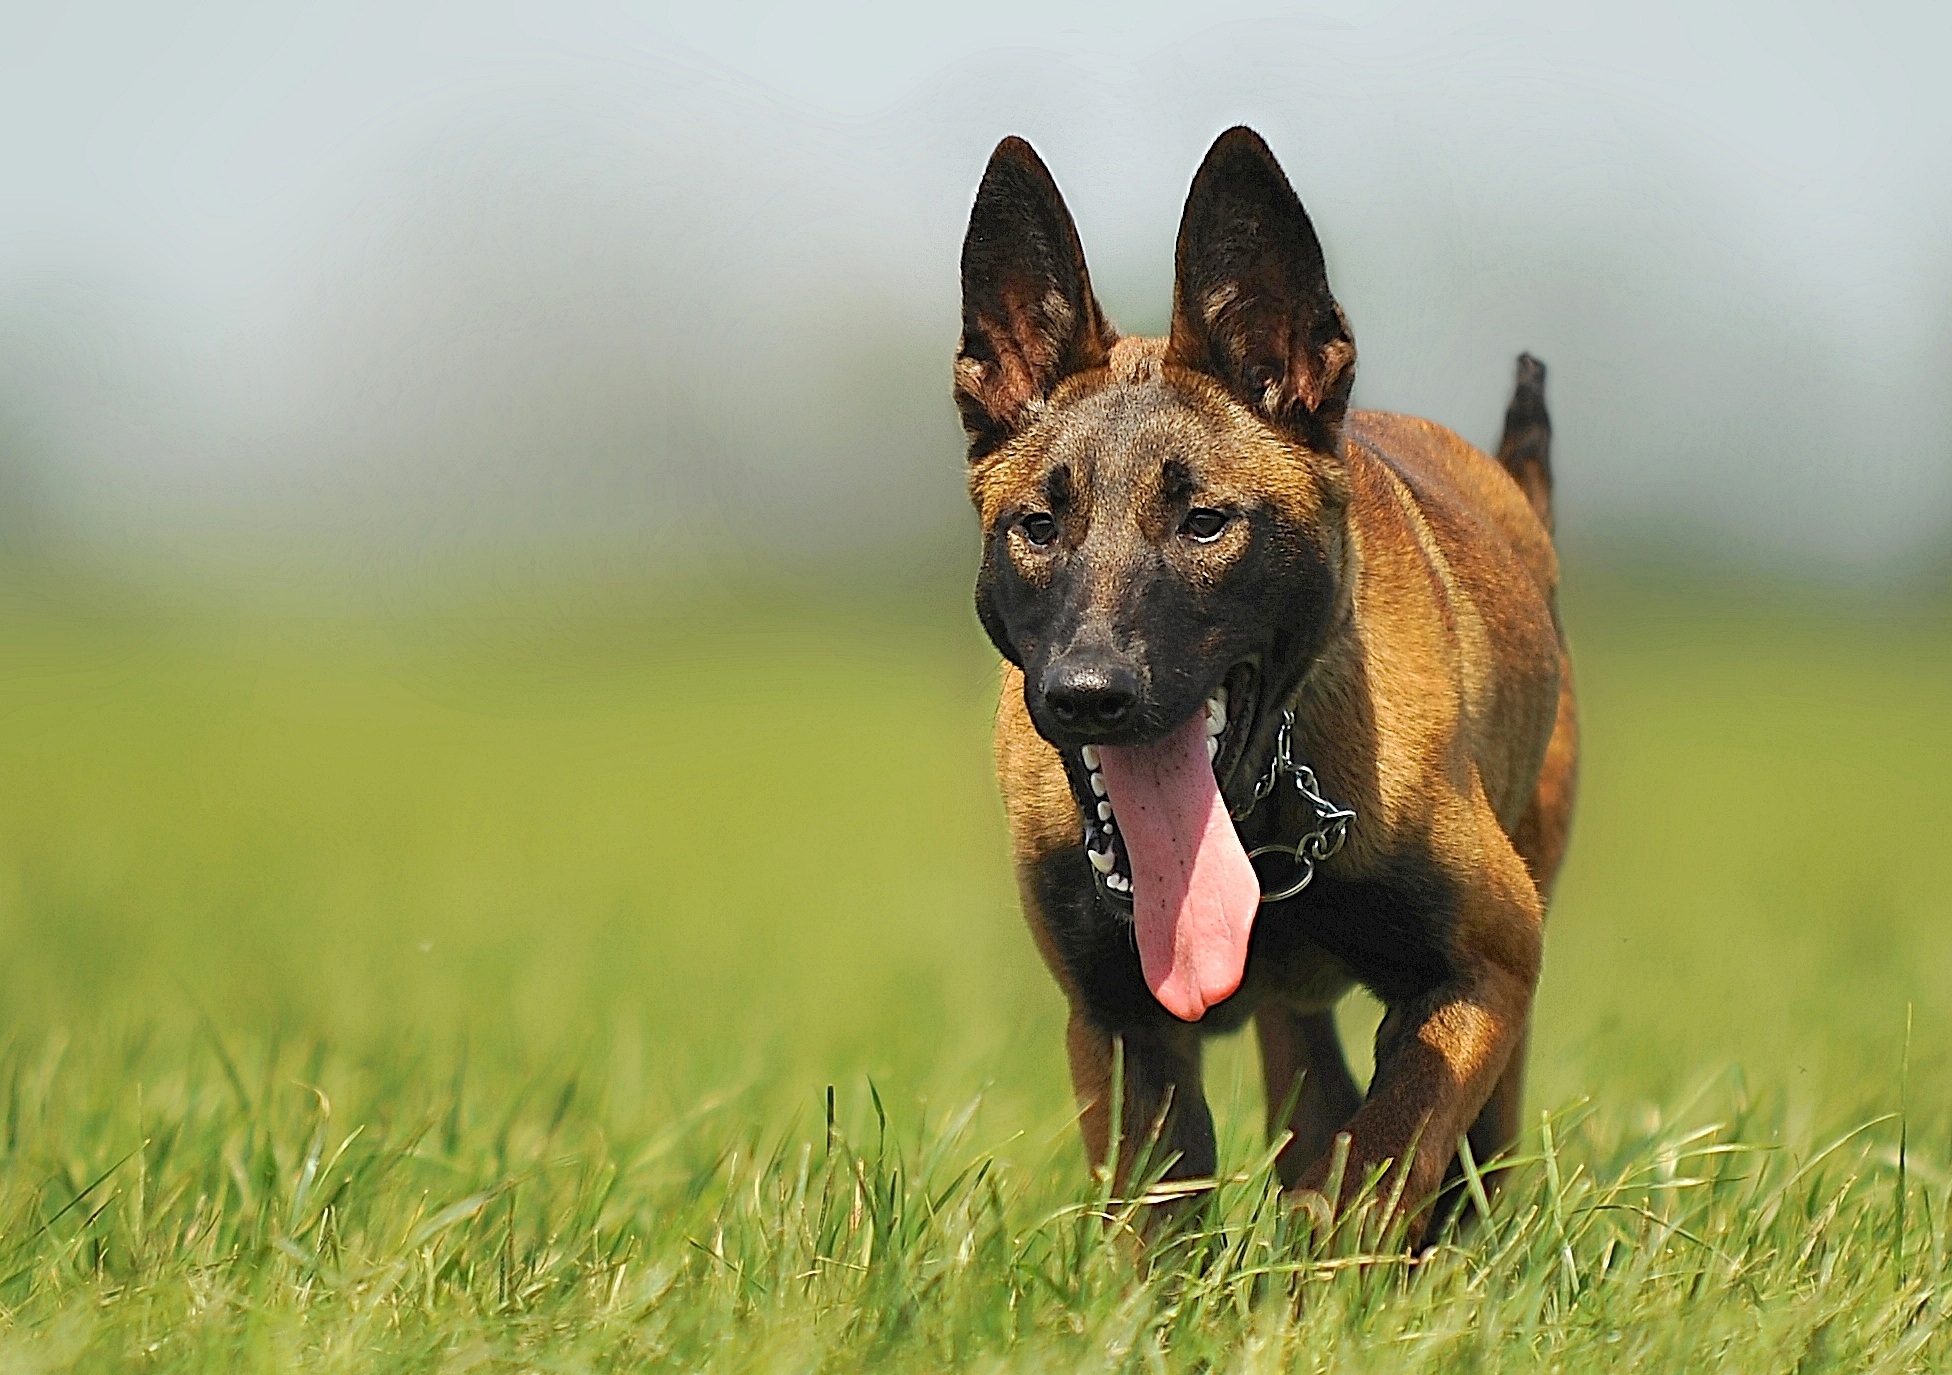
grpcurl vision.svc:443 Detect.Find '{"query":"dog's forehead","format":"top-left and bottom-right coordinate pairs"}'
top-left (1048, 382), bottom-right (1206, 476)
top-left (1032, 371), bottom-right (1330, 529)
top-left (967, 355), bottom-right (1302, 527)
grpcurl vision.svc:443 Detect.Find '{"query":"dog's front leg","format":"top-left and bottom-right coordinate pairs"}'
top-left (1067, 1012), bottom-right (1215, 1196)
top-left (1296, 844), bottom-right (1542, 1243)
top-left (1295, 971), bottom-right (1532, 1244)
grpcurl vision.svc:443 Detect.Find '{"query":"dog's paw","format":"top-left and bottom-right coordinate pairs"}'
top-left (1283, 1185), bottom-right (1336, 1233)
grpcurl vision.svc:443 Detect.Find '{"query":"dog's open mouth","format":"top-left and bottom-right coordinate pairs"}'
top-left (1064, 663), bottom-right (1264, 1022)
top-left (1071, 663), bottom-right (1258, 901)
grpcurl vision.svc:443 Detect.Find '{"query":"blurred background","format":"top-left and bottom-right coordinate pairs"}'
top-left (2, 1), bottom-right (1949, 1150)
top-left (5, 0), bottom-right (1950, 590)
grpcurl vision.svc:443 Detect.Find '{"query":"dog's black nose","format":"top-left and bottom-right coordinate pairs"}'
top-left (1041, 655), bottom-right (1142, 732)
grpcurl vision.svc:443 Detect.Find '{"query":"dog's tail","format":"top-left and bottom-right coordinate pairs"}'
top-left (1496, 353), bottom-right (1553, 531)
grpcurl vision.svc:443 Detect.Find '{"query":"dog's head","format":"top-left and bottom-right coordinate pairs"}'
top-left (959, 127), bottom-right (1362, 1018)
top-left (960, 127), bottom-right (1355, 810)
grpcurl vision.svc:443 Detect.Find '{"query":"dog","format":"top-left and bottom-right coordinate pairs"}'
top-left (955, 127), bottom-right (1577, 1239)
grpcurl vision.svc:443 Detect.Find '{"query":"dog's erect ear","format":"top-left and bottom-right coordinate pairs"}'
top-left (1168, 127), bottom-right (1355, 452)
top-left (956, 137), bottom-right (1116, 456)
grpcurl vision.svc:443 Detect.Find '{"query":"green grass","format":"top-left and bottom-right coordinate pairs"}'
top-left (0, 577), bottom-right (1948, 1371)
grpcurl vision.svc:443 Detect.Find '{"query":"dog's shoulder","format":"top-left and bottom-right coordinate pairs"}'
top-left (1343, 409), bottom-right (1558, 601)
top-left (1325, 409), bottom-right (1566, 832)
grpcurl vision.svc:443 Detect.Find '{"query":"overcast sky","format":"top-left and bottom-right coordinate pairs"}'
top-left (3, 1), bottom-right (1948, 582)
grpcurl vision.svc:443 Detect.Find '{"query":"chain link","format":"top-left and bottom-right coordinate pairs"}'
top-left (1083, 706), bottom-right (1355, 909)
top-left (1236, 710), bottom-right (1356, 904)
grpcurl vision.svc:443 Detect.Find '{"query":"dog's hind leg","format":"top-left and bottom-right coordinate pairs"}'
top-left (1509, 649), bottom-right (1578, 907)
top-left (1453, 646), bottom-right (1578, 1210)
top-left (1256, 1007), bottom-right (1363, 1189)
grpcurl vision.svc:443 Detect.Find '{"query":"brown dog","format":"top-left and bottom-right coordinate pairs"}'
top-left (955, 128), bottom-right (1576, 1237)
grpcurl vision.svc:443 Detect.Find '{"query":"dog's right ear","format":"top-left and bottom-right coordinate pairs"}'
top-left (956, 138), bottom-right (1115, 457)
top-left (1167, 127), bottom-right (1355, 454)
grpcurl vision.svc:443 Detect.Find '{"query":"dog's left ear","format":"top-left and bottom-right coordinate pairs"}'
top-left (1168, 127), bottom-right (1356, 453)
top-left (956, 137), bottom-right (1116, 457)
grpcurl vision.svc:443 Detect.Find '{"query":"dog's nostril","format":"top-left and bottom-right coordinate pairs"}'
top-left (1087, 689), bottom-right (1136, 726)
top-left (1043, 660), bottom-right (1141, 731)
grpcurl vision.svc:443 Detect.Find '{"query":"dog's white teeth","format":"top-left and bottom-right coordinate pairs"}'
top-left (1089, 770), bottom-right (1106, 797)
top-left (1206, 735), bottom-right (1219, 762)
top-left (1205, 695), bottom-right (1226, 735)
top-left (1110, 873), bottom-right (1131, 893)
top-left (1097, 800), bottom-right (1113, 821)
top-left (1080, 745), bottom-right (1101, 769)
top-left (1088, 847), bottom-right (1116, 874)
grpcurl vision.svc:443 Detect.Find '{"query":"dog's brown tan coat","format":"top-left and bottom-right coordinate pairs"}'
top-left (960, 129), bottom-right (1576, 1238)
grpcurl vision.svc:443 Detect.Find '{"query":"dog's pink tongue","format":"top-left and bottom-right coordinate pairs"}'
top-left (1098, 715), bottom-right (1261, 1021)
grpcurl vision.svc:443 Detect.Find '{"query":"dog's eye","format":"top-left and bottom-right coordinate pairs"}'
top-left (1180, 507), bottom-right (1231, 542)
top-left (1019, 512), bottom-right (1059, 547)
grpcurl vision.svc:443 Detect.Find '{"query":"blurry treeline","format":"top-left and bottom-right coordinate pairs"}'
top-left (1, 3), bottom-right (1948, 604)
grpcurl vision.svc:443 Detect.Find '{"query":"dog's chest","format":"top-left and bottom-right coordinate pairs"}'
top-left (1247, 863), bottom-right (1459, 1008)
top-left (1032, 846), bottom-right (1457, 1033)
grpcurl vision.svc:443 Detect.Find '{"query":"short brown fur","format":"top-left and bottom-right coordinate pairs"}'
top-left (961, 129), bottom-right (1575, 1242)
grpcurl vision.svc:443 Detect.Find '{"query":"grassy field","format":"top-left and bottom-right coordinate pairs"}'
top-left (0, 574), bottom-right (1948, 1371)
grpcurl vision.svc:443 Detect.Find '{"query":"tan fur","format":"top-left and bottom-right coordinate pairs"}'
top-left (961, 129), bottom-right (1573, 1247)
top-left (991, 385), bottom-right (1575, 1240)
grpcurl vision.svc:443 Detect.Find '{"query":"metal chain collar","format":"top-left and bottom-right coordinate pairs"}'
top-left (1232, 709), bottom-right (1356, 904)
